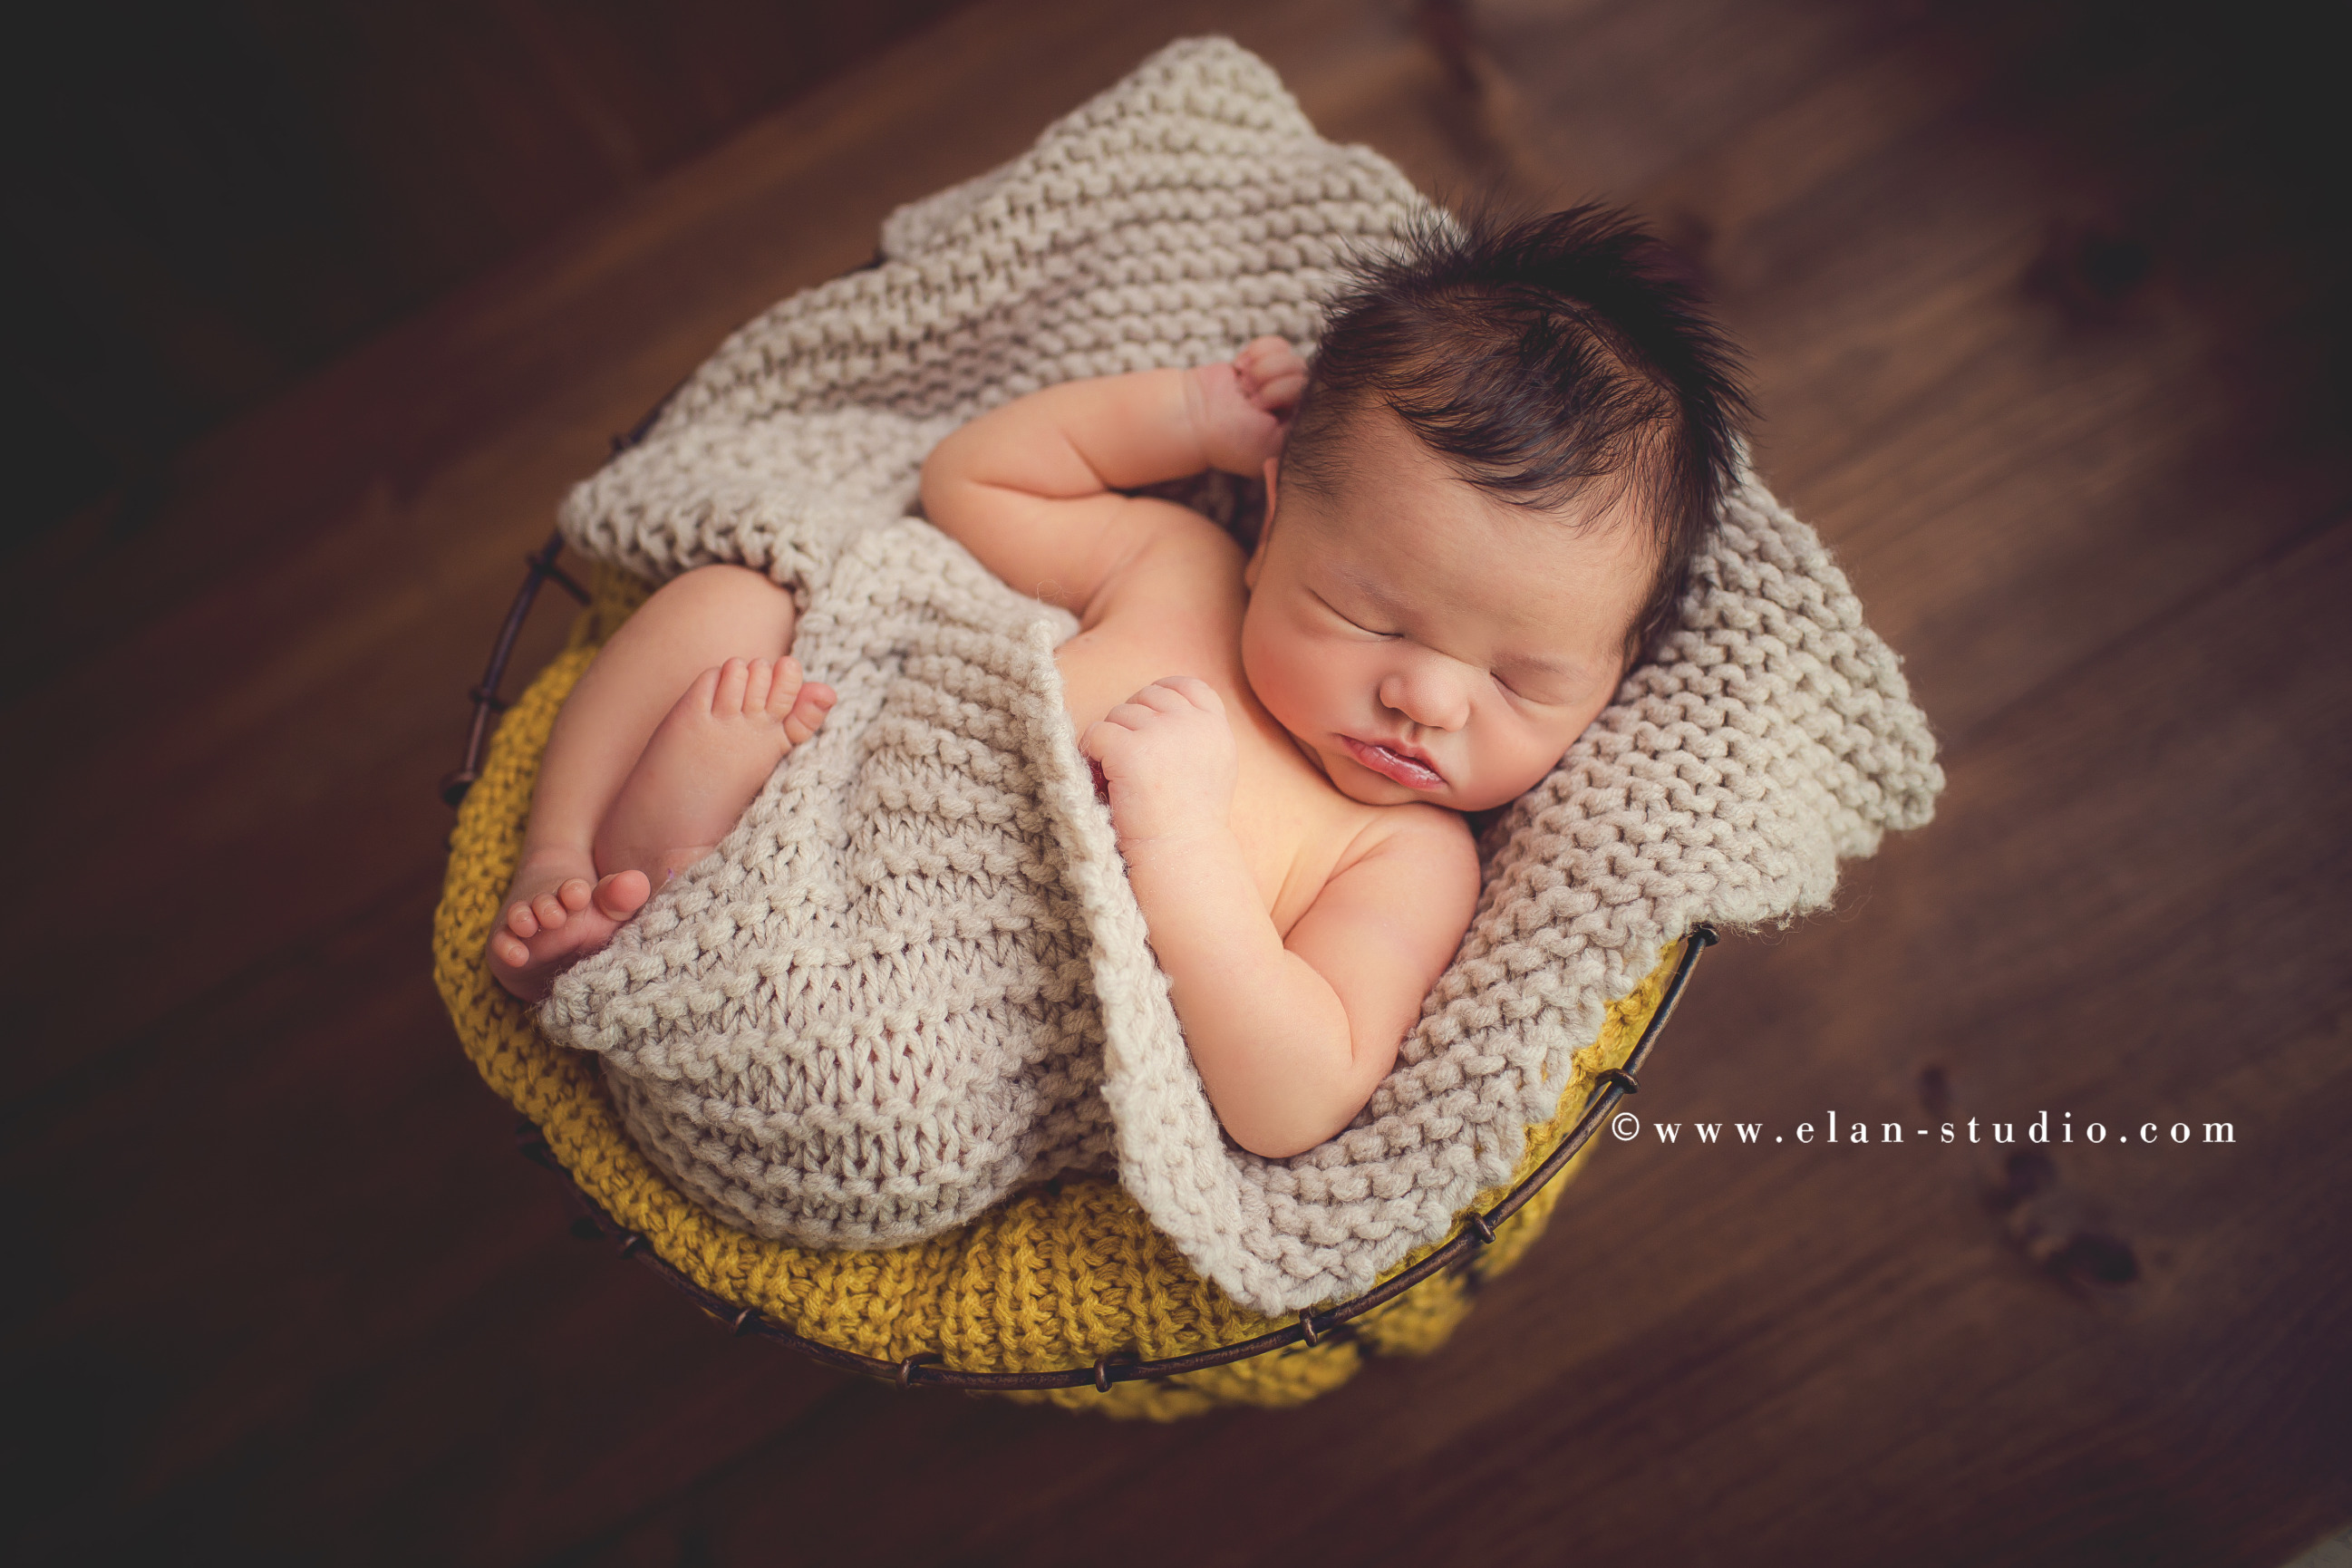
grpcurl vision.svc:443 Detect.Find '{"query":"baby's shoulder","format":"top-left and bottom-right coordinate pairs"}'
top-left (1086, 500), bottom-right (1246, 621)
top-left (1332, 799), bottom-right (1479, 889)
top-left (1276, 796), bottom-right (1479, 965)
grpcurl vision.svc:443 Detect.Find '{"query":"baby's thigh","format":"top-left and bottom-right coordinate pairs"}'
top-left (618, 564), bottom-right (799, 668)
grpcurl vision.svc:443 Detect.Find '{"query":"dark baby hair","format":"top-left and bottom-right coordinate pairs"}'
top-left (1282, 205), bottom-right (1753, 661)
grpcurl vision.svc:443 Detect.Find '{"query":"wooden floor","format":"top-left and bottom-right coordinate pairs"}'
top-left (6, 1), bottom-right (2347, 1563)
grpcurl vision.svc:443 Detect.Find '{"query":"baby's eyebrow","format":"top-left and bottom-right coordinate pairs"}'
top-left (1325, 560), bottom-right (1406, 616)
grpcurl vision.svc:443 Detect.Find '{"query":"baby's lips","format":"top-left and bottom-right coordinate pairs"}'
top-left (1341, 735), bottom-right (1446, 790)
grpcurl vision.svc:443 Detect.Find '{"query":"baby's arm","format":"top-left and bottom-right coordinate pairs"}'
top-left (934, 339), bottom-right (1471, 1154)
top-left (1086, 679), bottom-right (1481, 1158)
top-left (920, 338), bottom-right (1303, 613)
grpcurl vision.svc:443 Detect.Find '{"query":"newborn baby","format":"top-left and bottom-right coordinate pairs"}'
top-left (489, 206), bottom-right (1747, 1159)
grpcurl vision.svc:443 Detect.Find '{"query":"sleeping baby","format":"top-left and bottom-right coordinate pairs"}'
top-left (487, 206), bottom-right (1748, 1159)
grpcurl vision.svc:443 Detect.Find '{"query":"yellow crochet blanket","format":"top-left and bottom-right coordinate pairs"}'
top-left (434, 565), bottom-right (1676, 1417)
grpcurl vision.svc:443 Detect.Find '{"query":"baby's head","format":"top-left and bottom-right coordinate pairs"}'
top-left (1243, 206), bottom-right (1750, 813)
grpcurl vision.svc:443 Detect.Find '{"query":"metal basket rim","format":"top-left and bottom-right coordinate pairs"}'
top-left (449, 518), bottom-right (1712, 1394)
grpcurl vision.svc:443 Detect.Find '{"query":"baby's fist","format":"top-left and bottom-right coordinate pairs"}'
top-left (1232, 336), bottom-right (1307, 416)
top-left (1079, 676), bottom-right (1238, 847)
top-left (1190, 337), bottom-right (1306, 476)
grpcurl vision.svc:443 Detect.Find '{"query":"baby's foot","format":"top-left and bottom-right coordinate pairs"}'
top-left (593, 656), bottom-right (835, 888)
top-left (488, 855), bottom-right (651, 1002)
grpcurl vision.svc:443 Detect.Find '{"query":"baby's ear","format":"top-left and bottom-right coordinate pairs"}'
top-left (1244, 458), bottom-right (1282, 590)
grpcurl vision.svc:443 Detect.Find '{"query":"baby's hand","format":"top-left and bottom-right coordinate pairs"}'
top-left (1079, 676), bottom-right (1238, 847)
top-left (1189, 336), bottom-right (1308, 476)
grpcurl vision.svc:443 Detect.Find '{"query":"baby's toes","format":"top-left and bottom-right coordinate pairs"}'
top-left (757, 657), bottom-right (804, 719)
top-left (529, 890), bottom-right (572, 931)
top-left (653, 665), bottom-right (713, 730)
top-left (737, 657), bottom-right (781, 714)
top-left (504, 901), bottom-right (542, 940)
top-left (711, 657), bottom-right (753, 715)
top-left (592, 869), bottom-right (651, 922)
top-left (782, 680), bottom-right (835, 748)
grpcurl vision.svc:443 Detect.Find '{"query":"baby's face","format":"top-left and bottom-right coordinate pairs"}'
top-left (1243, 406), bottom-right (1654, 814)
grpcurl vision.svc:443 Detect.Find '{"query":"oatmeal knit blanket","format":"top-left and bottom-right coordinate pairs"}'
top-left (537, 36), bottom-right (1943, 1317)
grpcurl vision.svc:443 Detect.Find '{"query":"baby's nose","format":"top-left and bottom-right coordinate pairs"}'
top-left (1379, 668), bottom-right (1469, 732)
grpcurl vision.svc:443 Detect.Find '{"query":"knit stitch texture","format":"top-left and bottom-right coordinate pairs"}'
top-left (537, 36), bottom-right (1943, 1316)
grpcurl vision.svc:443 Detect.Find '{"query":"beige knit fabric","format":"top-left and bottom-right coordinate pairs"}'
top-left (537, 37), bottom-right (1943, 1316)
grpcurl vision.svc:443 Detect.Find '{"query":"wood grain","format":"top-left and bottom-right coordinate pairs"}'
top-left (5, 0), bottom-right (984, 537)
top-left (4, 0), bottom-right (2346, 1563)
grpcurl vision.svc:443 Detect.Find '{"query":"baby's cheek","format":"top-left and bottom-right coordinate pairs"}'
top-left (1240, 622), bottom-right (1313, 727)
top-left (1492, 724), bottom-right (1582, 804)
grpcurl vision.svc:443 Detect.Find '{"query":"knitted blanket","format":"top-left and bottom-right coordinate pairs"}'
top-left (538, 37), bottom-right (1943, 1316)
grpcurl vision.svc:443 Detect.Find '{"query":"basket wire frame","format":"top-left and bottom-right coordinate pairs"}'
top-left (450, 404), bottom-right (1713, 1392)
top-left (504, 928), bottom-right (1708, 1393)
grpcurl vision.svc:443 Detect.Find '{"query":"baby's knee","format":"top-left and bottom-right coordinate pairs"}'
top-left (669, 561), bottom-right (790, 602)
top-left (661, 563), bottom-right (797, 632)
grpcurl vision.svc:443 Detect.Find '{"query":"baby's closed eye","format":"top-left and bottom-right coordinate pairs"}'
top-left (1492, 665), bottom-right (1588, 707)
top-left (1312, 591), bottom-right (1397, 638)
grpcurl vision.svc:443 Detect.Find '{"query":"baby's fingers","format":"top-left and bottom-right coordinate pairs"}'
top-left (1078, 717), bottom-right (1128, 757)
top-left (1099, 698), bottom-right (1166, 731)
top-left (1147, 675), bottom-right (1224, 714)
top-left (1235, 334), bottom-right (1304, 377)
top-left (1079, 717), bottom-right (1147, 773)
top-left (1234, 336), bottom-right (1307, 411)
top-left (1249, 365), bottom-right (1306, 416)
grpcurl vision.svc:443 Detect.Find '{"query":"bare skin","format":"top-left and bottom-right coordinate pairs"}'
top-left (920, 339), bottom-right (1650, 1156)
top-left (486, 566), bottom-right (835, 1001)
top-left (490, 339), bottom-right (1652, 1163)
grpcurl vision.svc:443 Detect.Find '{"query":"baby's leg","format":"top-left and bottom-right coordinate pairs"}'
top-left (591, 653), bottom-right (832, 883)
top-left (489, 565), bottom-right (830, 1000)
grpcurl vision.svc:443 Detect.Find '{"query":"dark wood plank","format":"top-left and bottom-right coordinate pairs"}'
top-left (561, 523), bottom-right (2352, 1568)
top-left (8, 0), bottom-right (984, 539)
top-left (0, 0), bottom-right (1464, 1094)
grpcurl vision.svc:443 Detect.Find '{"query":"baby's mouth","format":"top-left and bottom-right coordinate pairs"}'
top-left (1341, 736), bottom-right (1445, 790)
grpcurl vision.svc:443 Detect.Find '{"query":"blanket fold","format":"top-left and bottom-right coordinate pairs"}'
top-left (539, 36), bottom-right (1942, 1316)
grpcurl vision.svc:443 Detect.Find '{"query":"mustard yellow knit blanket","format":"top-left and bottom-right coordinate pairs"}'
top-left (536, 37), bottom-right (1942, 1318)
